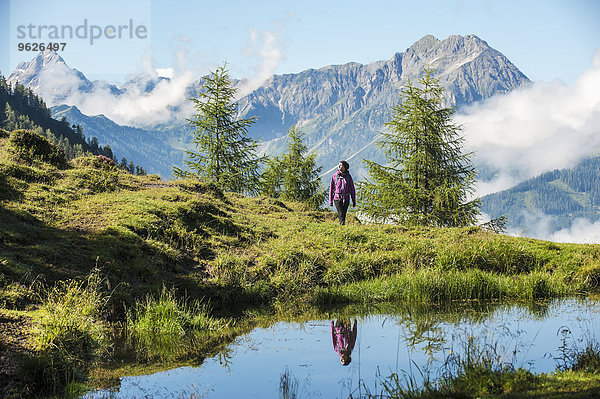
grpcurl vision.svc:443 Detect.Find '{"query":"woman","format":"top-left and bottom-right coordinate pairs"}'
top-left (329, 160), bottom-right (356, 225)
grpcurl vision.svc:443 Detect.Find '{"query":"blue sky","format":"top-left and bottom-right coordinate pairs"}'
top-left (1, 0), bottom-right (599, 84)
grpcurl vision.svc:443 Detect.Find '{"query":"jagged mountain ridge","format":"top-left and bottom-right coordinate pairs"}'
top-left (8, 51), bottom-right (123, 102)
top-left (237, 34), bottom-right (529, 176)
top-left (9, 34), bottom-right (529, 179)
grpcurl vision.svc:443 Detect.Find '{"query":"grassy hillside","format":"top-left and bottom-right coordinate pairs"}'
top-left (1, 129), bottom-right (599, 397)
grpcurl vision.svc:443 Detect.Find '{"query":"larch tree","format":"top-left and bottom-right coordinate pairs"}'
top-left (358, 69), bottom-right (480, 227)
top-left (260, 125), bottom-right (324, 209)
top-left (174, 63), bottom-right (262, 194)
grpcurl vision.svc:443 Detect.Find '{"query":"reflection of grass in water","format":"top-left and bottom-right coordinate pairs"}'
top-left (557, 326), bottom-right (600, 374)
top-left (359, 322), bottom-right (600, 398)
top-left (359, 327), bottom-right (539, 398)
top-left (280, 368), bottom-right (299, 399)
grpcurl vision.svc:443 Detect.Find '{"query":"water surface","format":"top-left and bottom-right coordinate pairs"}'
top-left (85, 298), bottom-right (599, 398)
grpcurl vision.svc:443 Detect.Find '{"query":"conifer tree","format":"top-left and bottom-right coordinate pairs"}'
top-left (4, 103), bottom-right (17, 130)
top-left (358, 69), bottom-right (479, 227)
top-left (260, 156), bottom-right (283, 198)
top-left (174, 63), bottom-right (262, 194)
top-left (260, 125), bottom-right (324, 208)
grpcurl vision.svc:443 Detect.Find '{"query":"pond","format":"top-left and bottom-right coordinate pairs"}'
top-left (84, 298), bottom-right (599, 398)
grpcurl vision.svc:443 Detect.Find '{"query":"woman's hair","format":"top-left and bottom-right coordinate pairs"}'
top-left (339, 160), bottom-right (349, 170)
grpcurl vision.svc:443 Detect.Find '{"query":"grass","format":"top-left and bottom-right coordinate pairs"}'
top-left (126, 287), bottom-right (227, 361)
top-left (314, 268), bottom-right (571, 305)
top-left (20, 269), bottom-right (110, 395)
top-left (1, 130), bottom-right (600, 396)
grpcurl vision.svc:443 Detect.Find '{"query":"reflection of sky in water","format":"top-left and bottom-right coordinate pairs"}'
top-left (85, 298), bottom-right (599, 399)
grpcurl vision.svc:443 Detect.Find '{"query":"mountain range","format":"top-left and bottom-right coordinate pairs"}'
top-left (238, 34), bottom-right (528, 174)
top-left (11, 34), bottom-right (598, 238)
top-left (480, 156), bottom-right (600, 236)
top-left (7, 34), bottom-right (529, 179)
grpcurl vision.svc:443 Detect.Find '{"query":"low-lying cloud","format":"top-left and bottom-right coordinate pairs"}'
top-left (236, 12), bottom-right (293, 99)
top-left (36, 48), bottom-right (197, 127)
top-left (456, 50), bottom-right (600, 197)
top-left (459, 51), bottom-right (600, 242)
top-left (32, 15), bottom-right (292, 128)
top-left (504, 212), bottom-right (600, 244)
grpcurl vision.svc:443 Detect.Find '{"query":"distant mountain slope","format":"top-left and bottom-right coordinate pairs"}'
top-left (51, 105), bottom-right (182, 177)
top-left (1, 75), bottom-right (88, 148)
top-left (0, 75), bottom-right (118, 161)
top-left (480, 156), bottom-right (600, 233)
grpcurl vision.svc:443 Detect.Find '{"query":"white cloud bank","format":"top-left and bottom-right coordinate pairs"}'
top-left (457, 50), bottom-right (600, 197)
top-left (504, 212), bottom-right (600, 244)
top-left (459, 51), bottom-right (600, 242)
top-left (36, 48), bottom-right (197, 127)
top-left (548, 218), bottom-right (600, 244)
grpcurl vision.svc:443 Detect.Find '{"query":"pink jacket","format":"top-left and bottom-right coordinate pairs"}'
top-left (329, 171), bottom-right (356, 206)
top-left (331, 320), bottom-right (357, 356)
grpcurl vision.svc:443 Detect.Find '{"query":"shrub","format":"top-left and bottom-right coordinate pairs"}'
top-left (69, 167), bottom-right (119, 193)
top-left (7, 129), bottom-right (67, 168)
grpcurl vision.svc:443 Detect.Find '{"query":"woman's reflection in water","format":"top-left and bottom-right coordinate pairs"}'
top-left (331, 319), bottom-right (357, 366)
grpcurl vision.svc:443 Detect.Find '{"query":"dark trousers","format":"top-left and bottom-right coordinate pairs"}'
top-left (334, 199), bottom-right (350, 225)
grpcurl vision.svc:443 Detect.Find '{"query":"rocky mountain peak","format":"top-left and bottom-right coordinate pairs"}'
top-left (407, 35), bottom-right (442, 54)
top-left (8, 50), bottom-right (123, 104)
top-left (9, 51), bottom-right (69, 87)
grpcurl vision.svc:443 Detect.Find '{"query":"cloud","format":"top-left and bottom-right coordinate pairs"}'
top-left (236, 12), bottom-right (293, 99)
top-left (33, 45), bottom-right (198, 127)
top-left (503, 211), bottom-right (600, 244)
top-left (456, 50), bottom-right (600, 197)
top-left (156, 68), bottom-right (174, 79)
top-left (548, 218), bottom-right (600, 244)
top-left (58, 70), bottom-right (196, 127)
top-left (30, 18), bottom-right (291, 127)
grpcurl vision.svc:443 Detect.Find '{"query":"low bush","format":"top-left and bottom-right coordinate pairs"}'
top-left (7, 129), bottom-right (67, 168)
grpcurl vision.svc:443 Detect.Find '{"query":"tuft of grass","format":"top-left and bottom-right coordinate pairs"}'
top-left (571, 342), bottom-right (600, 373)
top-left (127, 287), bottom-right (226, 361)
top-left (21, 269), bottom-right (110, 394)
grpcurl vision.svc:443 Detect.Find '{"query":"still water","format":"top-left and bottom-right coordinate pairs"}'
top-left (85, 298), bottom-right (599, 398)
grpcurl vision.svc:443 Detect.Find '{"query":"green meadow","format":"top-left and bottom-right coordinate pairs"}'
top-left (1, 129), bottom-right (599, 397)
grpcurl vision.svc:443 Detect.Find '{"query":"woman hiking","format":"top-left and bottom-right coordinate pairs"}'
top-left (329, 160), bottom-right (356, 225)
